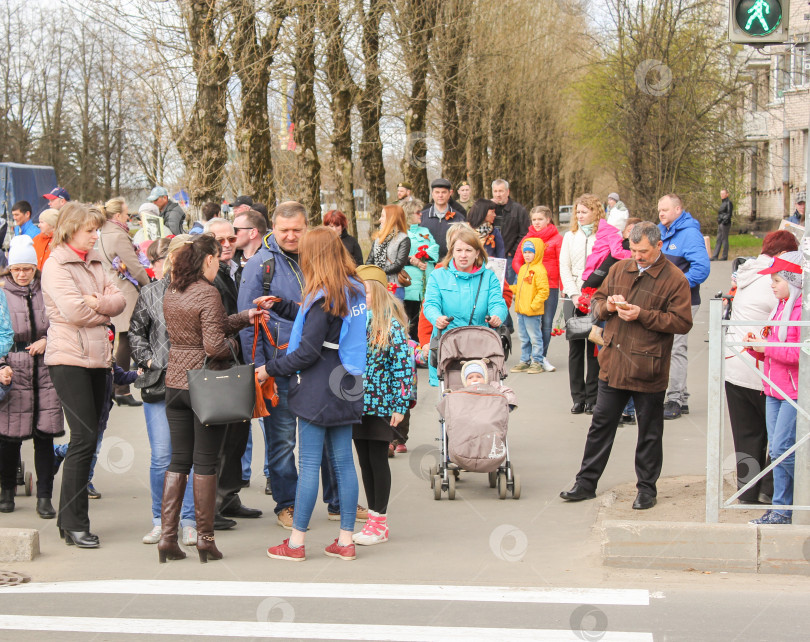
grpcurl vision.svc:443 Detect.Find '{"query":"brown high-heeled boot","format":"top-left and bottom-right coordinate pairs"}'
top-left (157, 472), bottom-right (188, 563)
top-left (193, 473), bottom-right (223, 563)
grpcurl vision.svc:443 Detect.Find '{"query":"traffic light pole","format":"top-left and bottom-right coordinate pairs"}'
top-left (792, 104), bottom-right (810, 525)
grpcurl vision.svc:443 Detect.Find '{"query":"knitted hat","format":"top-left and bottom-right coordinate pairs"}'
top-left (461, 359), bottom-right (488, 385)
top-left (608, 192), bottom-right (620, 202)
top-left (38, 208), bottom-right (59, 229)
top-left (522, 240), bottom-right (536, 254)
top-left (8, 235), bottom-right (38, 267)
top-left (760, 251), bottom-right (803, 341)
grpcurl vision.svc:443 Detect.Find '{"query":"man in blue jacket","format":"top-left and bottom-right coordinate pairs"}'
top-left (237, 202), bottom-right (346, 530)
top-left (658, 194), bottom-right (709, 420)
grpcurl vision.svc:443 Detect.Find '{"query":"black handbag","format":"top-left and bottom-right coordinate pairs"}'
top-left (187, 344), bottom-right (255, 426)
top-left (565, 312), bottom-right (595, 341)
top-left (134, 367), bottom-right (166, 403)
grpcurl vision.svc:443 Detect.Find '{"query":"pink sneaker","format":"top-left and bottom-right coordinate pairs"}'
top-left (324, 539), bottom-right (356, 560)
top-left (395, 444), bottom-right (407, 454)
top-left (352, 512), bottom-right (389, 546)
top-left (267, 538), bottom-right (305, 561)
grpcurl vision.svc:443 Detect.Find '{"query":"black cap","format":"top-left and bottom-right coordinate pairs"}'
top-left (431, 178), bottom-right (452, 190)
top-left (234, 195), bottom-right (254, 207)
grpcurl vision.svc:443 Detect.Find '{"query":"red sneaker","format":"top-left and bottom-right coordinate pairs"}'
top-left (395, 444), bottom-right (407, 454)
top-left (324, 539), bottom-right (356, 560)
top-left (267, 538), bottom-right (305, 562)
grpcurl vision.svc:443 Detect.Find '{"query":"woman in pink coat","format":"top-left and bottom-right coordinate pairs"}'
top-left (744, 251), bottom-right (803, 525)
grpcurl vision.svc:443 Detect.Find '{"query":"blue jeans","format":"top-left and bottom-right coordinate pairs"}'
top-left (262, 377), bottom-right (339, 514)
top-left (623, 397), bottom-right (635, 416)
top-left (292, 419), bottom-right (358, 532)
top-left (540, 288), bottom-right (558, 358)
top-left (144, 400), bottom-right (195, 527)
top-left (766, 396), bottom-right (797, 517)
top-left (241, 423), bottom-right (268, 480)
top-left (517, 313), bottom-right (544, 364)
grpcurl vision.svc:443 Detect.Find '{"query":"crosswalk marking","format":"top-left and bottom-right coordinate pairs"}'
top-left (0, 615), bottom-right (655, 641)
top-left (3, 579), bottom-right (651, 606)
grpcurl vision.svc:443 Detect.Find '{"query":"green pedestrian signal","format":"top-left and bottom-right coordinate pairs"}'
top-left (729, 0), bottom-right (789, 44)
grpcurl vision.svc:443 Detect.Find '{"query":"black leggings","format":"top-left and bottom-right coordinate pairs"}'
top-left (0, 434), bottom-right (55, 498)
top-left (353, 438), bottom-right (391, 514)
top-left (114, 331), bottom-right (132, 395)
top-left (165, 387), bottom-right (228, 476)
top-left (49, 365), bottom-right (107, 531)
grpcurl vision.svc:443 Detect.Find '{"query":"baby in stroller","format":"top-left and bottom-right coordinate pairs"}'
top-left (443, 359), bottom-right (517, 410)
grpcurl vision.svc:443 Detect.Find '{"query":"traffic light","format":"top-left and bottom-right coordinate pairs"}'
top-left (729, 0), bottom-right (790, 45)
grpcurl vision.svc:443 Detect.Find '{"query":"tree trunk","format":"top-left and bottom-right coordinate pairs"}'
top-left (292, 0), bottom-right (321, 225)
top-left (229, 0), bottom-right (285, 207)
top-left (176, 0), bottom-right (229, 206)
top-left (357, 0), bottom-right (387, 237)
top-left (322, 0), bottom-right (358, 235)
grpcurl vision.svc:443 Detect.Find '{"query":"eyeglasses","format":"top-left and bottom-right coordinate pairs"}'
top-left (217, 236), bottom-right (237, 245)
top-left (9, 267), bottom-right (35, 274)
top-left (233, 226), bottom-right (254, 232)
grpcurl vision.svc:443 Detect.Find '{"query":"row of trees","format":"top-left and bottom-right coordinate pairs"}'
top-left (0, 0), bottom-right (749, 233)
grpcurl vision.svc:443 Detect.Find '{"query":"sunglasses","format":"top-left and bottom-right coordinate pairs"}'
top-left (217, 236), bottom-right (237, 245)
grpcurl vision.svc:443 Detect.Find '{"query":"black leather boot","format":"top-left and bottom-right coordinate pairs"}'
top-left (0, 488), bottom-right (14, 513)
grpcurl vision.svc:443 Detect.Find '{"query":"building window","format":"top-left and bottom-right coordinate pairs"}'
top-left (774, 54), bottom-right (789, 100)
top-left (791, 44), bottom-right (808, 89)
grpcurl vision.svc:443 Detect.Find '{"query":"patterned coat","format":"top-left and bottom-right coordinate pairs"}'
top-left (363, 318), bottom-right (413, 418)
top-left (0, 278), bottom-right (64, 440)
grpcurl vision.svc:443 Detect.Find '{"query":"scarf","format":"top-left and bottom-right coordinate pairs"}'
top-left (476, 223), bottom-right (495, 249)
top-left (371, 232), bottom-right (395, 269)
top-left (580, 223), bottom-right (595, 237)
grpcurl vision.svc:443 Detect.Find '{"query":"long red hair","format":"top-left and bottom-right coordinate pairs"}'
top-left (299, 227), bottom-right (362, 317)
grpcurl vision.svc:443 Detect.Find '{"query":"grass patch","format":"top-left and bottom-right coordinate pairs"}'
top-left (709, 234), bottom-right (762, 260)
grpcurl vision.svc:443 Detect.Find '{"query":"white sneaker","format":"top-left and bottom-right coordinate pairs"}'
top-left (181, 526), bottom-right (197, 546)
top-left (352, 512), bottom-right (389, 546)
top-left (142, 524), bottom-right (161, 544)
top-left (542, 357), bottom-right (556, 372)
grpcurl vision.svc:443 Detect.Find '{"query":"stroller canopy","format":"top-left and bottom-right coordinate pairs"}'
top-left (436, 325), bottom-right (506, 380)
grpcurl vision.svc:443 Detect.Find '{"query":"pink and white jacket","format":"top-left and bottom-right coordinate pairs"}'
top-left (746, 296), bottom-right (802, 401)
top-left (581, 221), bottom-right (629, 282)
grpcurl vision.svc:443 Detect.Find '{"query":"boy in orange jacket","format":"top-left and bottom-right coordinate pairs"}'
top-left (509, 239), bottom-right (549, 373)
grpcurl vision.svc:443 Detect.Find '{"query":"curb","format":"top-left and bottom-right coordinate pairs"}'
top-left (0, 528), bottom-right (39, 562)
top-left (601, 520), bottom-right (810, 575)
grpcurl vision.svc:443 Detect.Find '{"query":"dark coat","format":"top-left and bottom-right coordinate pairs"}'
top-left (161, 200), bottom-right (186, 235)
top-left (130, 278), bottom-right (170, 370)
top-left (264, 298), bottom-right (363, 427)
top-left (718, 198), bottom-right (734, 225)
top-left (0, 278), bottom-right (64, 441)
top-left (419, 204), bottom-right (467, 259)
top-left (340, 229), bottom-right (364, 266)
top-left (592, 254), bottom-right (693, 393)
top-left (495, 198), bottom-right (530, 258)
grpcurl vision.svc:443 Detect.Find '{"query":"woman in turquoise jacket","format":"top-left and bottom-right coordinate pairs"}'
top-left (402, 207), bottom-right (439, 340)
top-left (423, 226), bottom-right (507, 386)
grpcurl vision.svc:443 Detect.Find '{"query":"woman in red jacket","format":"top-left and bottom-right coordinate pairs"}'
top-left (512, 206), bottom-right (562, 371)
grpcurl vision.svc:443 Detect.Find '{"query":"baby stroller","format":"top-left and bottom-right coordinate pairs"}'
top-left (430, 325), bottom-right (520, 500)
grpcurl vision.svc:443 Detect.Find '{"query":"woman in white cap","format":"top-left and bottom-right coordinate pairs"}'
top-left (0, 236), bottom-right (63, 517)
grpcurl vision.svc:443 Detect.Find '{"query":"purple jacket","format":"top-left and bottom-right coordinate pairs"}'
top-left (581, 222), bottom-right (629, 282)
top-left (747, 297), bottom-right (802, 401)
top-left (0, 277), bottom-right (64, 441)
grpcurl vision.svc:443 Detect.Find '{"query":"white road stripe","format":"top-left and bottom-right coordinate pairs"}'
top-left (2, 579), bottom-right (650, 605)
top-left (0, 615), bottom-right (655, 641)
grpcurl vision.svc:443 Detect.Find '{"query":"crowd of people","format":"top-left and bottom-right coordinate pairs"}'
top-left (0, 178), bottom-right (804, 565)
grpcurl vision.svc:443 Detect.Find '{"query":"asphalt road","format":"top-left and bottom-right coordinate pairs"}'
top-left (2, 260), bottom-right (809, 641)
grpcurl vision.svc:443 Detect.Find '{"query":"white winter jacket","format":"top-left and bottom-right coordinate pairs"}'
top-left (724, 254), bottom-right (777, 390)
top-left (559, 228), bottom-right (597, 301)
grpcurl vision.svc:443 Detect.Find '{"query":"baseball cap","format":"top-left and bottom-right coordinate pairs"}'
top-left (148, 186), bottom-right (169, 202)
top-left (44, 187), bottom-right (70, 201)
top-left (758, 252), bottom-right (802, 276)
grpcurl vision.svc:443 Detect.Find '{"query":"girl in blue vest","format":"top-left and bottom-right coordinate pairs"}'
top-left (256, 228), bottom-right (367, 561)
top-left (352, 265), bottom-right (412, 546)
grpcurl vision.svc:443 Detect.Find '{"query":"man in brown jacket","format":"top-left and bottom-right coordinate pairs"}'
top-left (560, 221), bottom-right (693, 509)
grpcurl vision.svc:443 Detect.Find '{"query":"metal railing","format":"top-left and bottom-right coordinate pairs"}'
top-left (705, 296), bottom-right (810, 522)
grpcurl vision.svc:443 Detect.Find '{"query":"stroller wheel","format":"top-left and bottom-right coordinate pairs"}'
top-left (24, 472), bottom-right (33, 497)
top-left (511, 473), bottom-right (521, 500)
top-left (488, 471), bottom-right (497, 488)
top-left (497, 473), bottom-right (508, 500)
top-left (428, 465), bottom-right (438, 486)
top-left (16, 462), bottom-right (25, 487)
top-left (447, 474), bottom-right (456, 500)
top-left (433, 475), bottom-right (442, 500)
